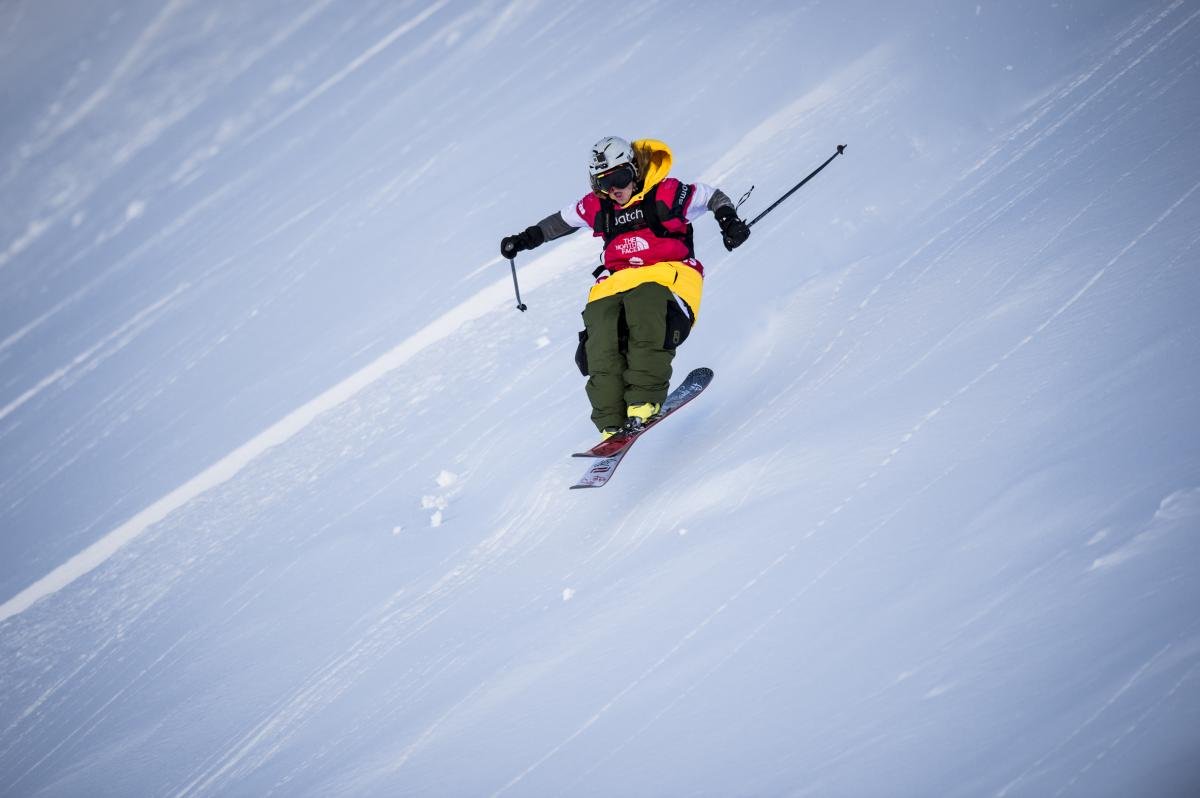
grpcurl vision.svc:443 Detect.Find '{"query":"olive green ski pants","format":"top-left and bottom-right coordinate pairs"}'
top-left (581, 281), bottom-right (675, 431)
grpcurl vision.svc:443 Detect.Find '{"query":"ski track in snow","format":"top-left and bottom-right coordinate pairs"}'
top-left (958, 0), bottom-right (1195, 198)
top-left (4, 626), bottom-right (194, 797)
top-left (36, 0), bottom-right (188, 149)
top-left (243, 0), bottom-right (452, 144)
top-left (997, 642), bottom-right (1175, 797)
top-left (171, 479), bottom-right (566, 797)
top-left (567, 465), bottom-right (962, 791)
top-left (827, 174), bottom-right (1200, 534)
top-left (0, 585), bottom-right (188, 795)
top-left (758, 12), bottom-right (1193, 436)
top-left (1051, 658), bottom-right (1200, 797)
top-left (746, 28), bottom-right (1189, 467)
top-left (0, 283), bottom-right (189, 425)
top-left (1, 0), bottom-right (335, 273)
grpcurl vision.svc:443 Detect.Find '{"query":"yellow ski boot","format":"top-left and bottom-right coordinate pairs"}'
top-left (625, 402), bottom-right (661, 431)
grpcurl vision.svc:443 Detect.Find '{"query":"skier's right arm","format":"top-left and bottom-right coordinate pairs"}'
top-left (499, 209), bottom-right (583, 259)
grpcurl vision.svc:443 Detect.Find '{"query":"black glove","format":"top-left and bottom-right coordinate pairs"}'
top-left (500, 225), bottom-right (546, 259)
top-left (714, 205), bottom-right (751, 251)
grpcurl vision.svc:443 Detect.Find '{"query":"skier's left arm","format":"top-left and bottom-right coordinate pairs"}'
top-left (685, 182), bottom-right (750, 251)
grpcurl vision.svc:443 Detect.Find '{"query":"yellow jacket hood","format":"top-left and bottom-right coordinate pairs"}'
top-left (628, 138), bottom-right (673, 205)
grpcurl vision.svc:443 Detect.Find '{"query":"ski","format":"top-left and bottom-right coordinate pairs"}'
top-left (573, 367), bottom-right (713, 459)
top-left (569, 367), bottom-right (713, 490)
top-left (569, 447), bottom-right (632, 490)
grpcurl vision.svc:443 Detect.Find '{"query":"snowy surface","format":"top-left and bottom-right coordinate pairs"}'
top-left (2, 1), bottom-right (1199, 795)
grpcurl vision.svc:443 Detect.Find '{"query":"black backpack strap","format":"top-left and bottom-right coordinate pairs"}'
top-left (659, 181), bottom-right (696, 259)
top-left (642, 182), bottom-right (676, 240)
top-left (598, 196), bottom-right (615, 243)
top-left (594, 196), bottom-right (614, 278)
top-left (641, 183), bottom-right (662, 233)
top-left (649, 182), bottom-right (695, 257)
top-left (669, 181), bottom-right (693, 220)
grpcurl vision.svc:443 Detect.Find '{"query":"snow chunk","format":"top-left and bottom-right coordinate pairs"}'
top-left (535, 335), bottom-right (551, 349)
top-left (562, 588), bottom-right (575, 602)
top-left (125, 200), bottom-right (146, 221)
top-left (423, 472), bottom-right (460, 529)
top-left (1152, 487), bottom-right (1200, 522)
top-left (1090, 487), bottom-right (1200, 570)
top-left (269, 74), bottom-right (297, 94)
top-left (924, 683), bottom-right (954, 699)
top-left (421, 495), bottom-right (448, 510)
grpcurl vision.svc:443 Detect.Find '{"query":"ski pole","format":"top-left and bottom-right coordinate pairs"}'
top-left (509, 257), bottom-right (528, 312)
top-left (747, 144), bottom-right (847, 228)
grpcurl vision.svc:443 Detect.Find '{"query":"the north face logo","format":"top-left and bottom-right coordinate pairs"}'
top-left (615, 236), bottom-right (650, 255)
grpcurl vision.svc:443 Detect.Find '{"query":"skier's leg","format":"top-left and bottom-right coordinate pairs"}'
top-left (621, 282), bottom-right (674, 409)
top-left (581, 294), bottom-right (627, 431)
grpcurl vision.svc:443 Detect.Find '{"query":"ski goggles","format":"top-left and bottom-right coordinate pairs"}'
top-left (595, 164), bottom-right (636, 192)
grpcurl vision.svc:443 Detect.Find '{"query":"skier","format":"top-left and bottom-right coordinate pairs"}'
top-left (500, 136), bottom-right (750, 440)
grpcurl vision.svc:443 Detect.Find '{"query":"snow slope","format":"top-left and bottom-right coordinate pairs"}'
top-left (1, 1), bottom-right (1198, 795)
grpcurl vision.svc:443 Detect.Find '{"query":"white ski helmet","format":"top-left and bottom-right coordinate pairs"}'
top-left (588, 136), bottom-right (639, 192)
